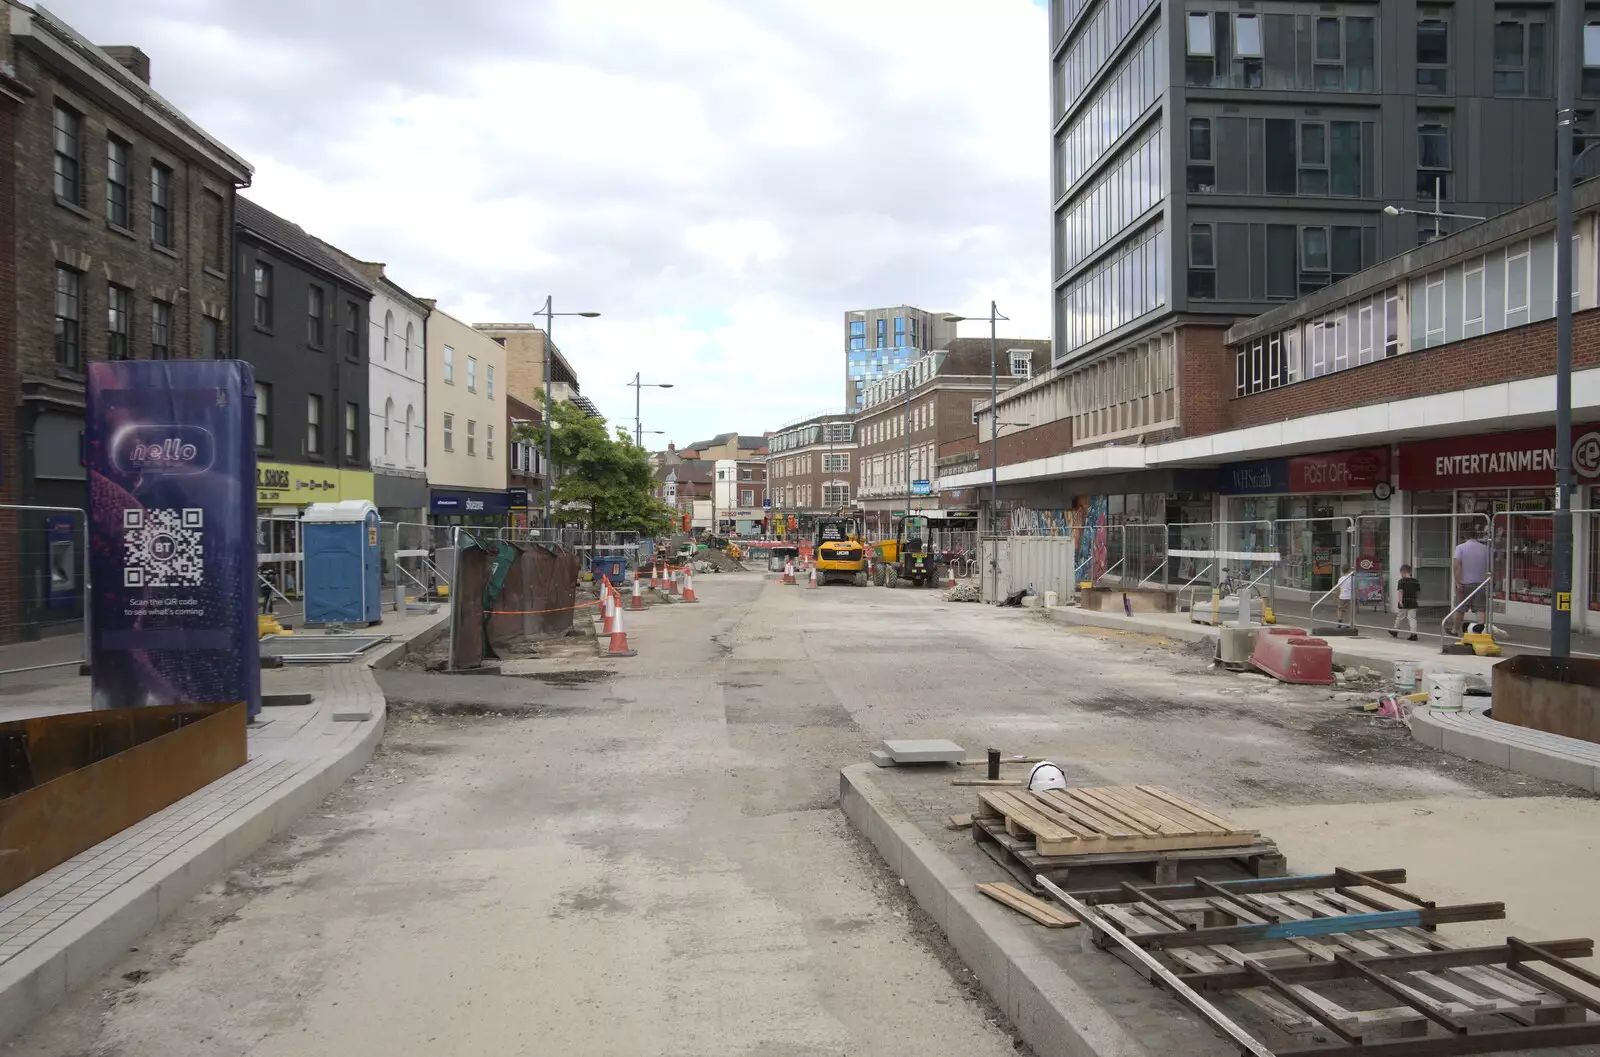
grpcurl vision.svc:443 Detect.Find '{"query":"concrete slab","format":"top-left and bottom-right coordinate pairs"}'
top-left (882, 738), bottom-right (966, 764)
top-left (870, 748), bottom-right (896, 767)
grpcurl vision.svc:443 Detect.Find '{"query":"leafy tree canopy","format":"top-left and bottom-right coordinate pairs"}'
top-left (513, 396), bottom-right (675, 538)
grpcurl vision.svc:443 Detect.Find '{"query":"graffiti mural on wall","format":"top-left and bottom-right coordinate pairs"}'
top-left (1008, 503), bottom-right (1075, 537)
top-left (1074, 495), bottom-right (1109, 579)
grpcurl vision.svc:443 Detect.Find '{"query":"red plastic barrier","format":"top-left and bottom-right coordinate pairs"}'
top-left (1249, 626), bottom-right (1334, 686)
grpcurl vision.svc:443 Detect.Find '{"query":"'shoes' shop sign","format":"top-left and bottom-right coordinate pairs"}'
top-left (1399, 427), bottom-right (1600, 490)
top-left (1222, 448), bottom-right (1389, 495)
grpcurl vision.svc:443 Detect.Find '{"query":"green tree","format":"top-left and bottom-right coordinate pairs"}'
top-left (514, 396), bottom-right (675, 540)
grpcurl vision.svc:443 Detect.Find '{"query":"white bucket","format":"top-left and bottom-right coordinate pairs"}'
top-left (1394, 661), bottom-right (1417, 692)
top-left (1044, 590), bottom-right (1059, 608)
top-left (1428, 672), bottom-right (1469, 710)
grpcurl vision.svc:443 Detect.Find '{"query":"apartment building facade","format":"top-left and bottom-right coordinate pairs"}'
top-left (426, 309), bottom-right (508, 526)
top-left (767, 413), bottom-right (857, 536)
top-left (4, 7), bottom-right (252, 640)
top-left (1050, 0), bottom-right (1568, 376)
top-left (0, 47), bottom-right (24, 643)
top-left (475, 322), bottom-right (582, 412)
top-left (844, 305), bottom-right (957, 411)
top-left (505, 393), bottom-right (544, 528)
top-left (712, 458), bottom-right (767, 536)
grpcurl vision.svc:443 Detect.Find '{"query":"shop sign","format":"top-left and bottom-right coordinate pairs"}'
top-left (506, 488), bottom-right (529, 509)
top-left (1288, 448), bottom-right (1388, 492)
top-left (256, 461), bottom-right (374, 507)
top-left (430, 490), bottom-right (510, 515)
top-left (1398, 426), bottom-right (1600, 490)
top-left (1220, 448), bottom-right (1387, 496)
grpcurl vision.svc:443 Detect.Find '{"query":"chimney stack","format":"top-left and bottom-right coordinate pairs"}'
top-left (102, 46), bottom-right (151, 83)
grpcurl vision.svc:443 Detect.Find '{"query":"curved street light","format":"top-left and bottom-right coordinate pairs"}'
top-left (944, 304), bottom-right (1010, 602)
top-left (538, 297), bottom-right (601, 524)
top-left (628, 374), bottom-right (675, 447)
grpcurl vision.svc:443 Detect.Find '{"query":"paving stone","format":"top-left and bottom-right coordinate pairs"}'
top-left (881, 738), bottom-right (966, 764)
top-left (869, 749), bottom-right (896, 767)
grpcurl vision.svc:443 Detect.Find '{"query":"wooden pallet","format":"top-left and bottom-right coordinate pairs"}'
top-left (1054, 871), bottom-right (1598, 1054)
top-left (974, 784), bottom-right (1262, 857)
top-left (975, 817), bottom-right (1286, 891)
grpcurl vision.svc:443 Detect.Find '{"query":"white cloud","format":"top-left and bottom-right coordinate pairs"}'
top-left (59, 0), bottom-right (1051, 446)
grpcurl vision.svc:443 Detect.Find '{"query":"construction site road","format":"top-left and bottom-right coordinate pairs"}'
top-left (11, 570), bottom-right (1599, 1057)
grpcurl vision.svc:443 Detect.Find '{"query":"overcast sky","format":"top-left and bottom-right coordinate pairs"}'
top-left (60, 0), bottom-right (1050, 447)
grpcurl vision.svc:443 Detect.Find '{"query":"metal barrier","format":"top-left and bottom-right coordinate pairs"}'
top-left (256, 516), bottom-right (304, 619)
top-left (0, 505), bottom-right (90, 675)
top-left (1483, 508), bottom-right (1600, 652)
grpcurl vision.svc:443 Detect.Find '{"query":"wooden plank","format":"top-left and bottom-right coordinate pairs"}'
top-left (1014, 792), bottom-right (1118, 841)
top-left (1084, 786), bottom-right (1197, 834)
top-left (1135, 784), bottom-right (1250, 833)
top-left (976, 882), bottom-right (1079, 927)
top-left (957, 757), bottom-right (1045, 766)
top-left (1119, 786), bottom-right (1237, 836)
top-left (1096, 786), bottom-right (1227, 836)
top-left (1066, 788), bottom-right (1166, 835)
top-left (1037, 789), bottom-right (1142, 839)
top-left (977, 791), bottom-right (1085, 851)
top-left (946, 813), bottom-right (973, 829)
top-left (953, 778), bottom-right (1023, 786)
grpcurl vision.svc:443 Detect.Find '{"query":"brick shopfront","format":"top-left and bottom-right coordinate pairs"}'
top-left (1397, 425), bottom-right (1600, 627)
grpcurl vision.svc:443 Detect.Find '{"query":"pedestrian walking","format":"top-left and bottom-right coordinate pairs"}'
top-left (1452, 527), bottom-right (1492, 635)
top-left (1388, 563), bottom-right (1421, 641)
top-left (1335, 567), bottom-right (1353, 626)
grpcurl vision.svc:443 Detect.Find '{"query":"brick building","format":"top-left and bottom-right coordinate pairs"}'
top-left (506, 393), bottom-right (545, 527)
top-left (766, 412), bottom-right (856, 538)
top-left (856, 338), bottom-right (1049, 535)
top-left (0, 47), bottom-right (29, 644)
top-left (5, 6), bottom-right (251, 641)
top-left (944, 176), bottom-right (1600, 630)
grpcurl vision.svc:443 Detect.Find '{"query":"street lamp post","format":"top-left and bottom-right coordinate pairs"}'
top-left (1381, 188), bottom-right (1485, 242)
top-left (1554, 0), bottom-right (1580, 659)
top-left (945, 303), bottom-right (1009, 603)
top-left (627, 373), bottom-right (674, 448)
top-left (537, 297), bottom-right (601, 527)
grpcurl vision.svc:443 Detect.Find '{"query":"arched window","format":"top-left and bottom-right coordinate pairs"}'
top-left (404, 322), bottom-right (414, 371)
top-left (404, 404), bottom-right (414, 465)
top-left (383, 397), bottom-right (394, 456)
top-left (383, 311), bottom-right (393, 361)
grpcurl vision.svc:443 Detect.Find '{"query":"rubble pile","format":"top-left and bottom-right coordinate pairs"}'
top-left (946, 583), bottom-right (982, 603)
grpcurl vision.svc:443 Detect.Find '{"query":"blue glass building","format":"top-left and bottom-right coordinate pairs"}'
top-left (843, 305), bottom-right (954, 411)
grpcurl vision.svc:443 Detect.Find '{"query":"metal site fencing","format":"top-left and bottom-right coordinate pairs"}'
top-left (980, 511), bottom-right (1600, 649)
top-left (0, 504), bottom-right (90, 676)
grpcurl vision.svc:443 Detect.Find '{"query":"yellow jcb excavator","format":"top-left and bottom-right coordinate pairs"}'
top-left (813, 515), bottom-right (869, 586)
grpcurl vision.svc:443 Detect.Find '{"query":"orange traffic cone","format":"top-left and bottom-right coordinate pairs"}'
top-left (947, 564), bottom-right (957, 589)
top-left (606, 599), bottom-right (637, 657)
top-left (650, 561), bottom-right (660, 590)
top-left (682, 567), bottom-right (699, 603)
top-left (807, 565), bottom-right (818, 589)
top-left (783, 560), bottom-right (795, 585)
top-left (631, 576), bottom-right (644, 611)
top-left (667, 567), bottom-right (680, 595)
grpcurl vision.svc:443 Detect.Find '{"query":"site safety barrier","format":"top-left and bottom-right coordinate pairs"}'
top-left (0, 505), bottom-right (91, 676)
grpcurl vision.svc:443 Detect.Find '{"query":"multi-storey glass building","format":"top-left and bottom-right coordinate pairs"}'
top-left (843, 305), bottom-right (956, 411)
top-left (1051, 0), bottom-right (1573, 371)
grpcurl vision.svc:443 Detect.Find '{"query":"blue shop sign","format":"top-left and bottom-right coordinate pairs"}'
top-left (1219, 458), bottom-right (1289, 495)
top-left (431, 490), bottom-right (510, 515)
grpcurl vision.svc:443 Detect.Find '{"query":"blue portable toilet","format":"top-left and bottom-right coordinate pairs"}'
top-left (303, 500), bottom-right (383, 626)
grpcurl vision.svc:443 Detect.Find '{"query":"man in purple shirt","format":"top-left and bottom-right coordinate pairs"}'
top-left (1452, 528), bottom-right (1492, 635)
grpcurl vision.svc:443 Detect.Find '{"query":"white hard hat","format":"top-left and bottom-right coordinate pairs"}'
top-left (1027, 762), bottom-right (1067, 793)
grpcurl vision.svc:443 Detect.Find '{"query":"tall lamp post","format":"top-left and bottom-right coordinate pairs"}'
top-left (537, 297), bottom-right (601, 527)
top-left (1553, 0), bottom-right (1580, 659)
top-left (627, 373), bottom-right (674, 448)
top-left (944, 303), bottom-right (1009, 602)
top-left (1381, 181), bottom-right (1485, 241)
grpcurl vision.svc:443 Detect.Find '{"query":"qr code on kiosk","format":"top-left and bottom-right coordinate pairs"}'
top-left (123, 508), bottom-right (204, 587)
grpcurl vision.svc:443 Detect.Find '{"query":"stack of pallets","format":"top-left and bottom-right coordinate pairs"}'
top-left (973, 784), bottom-right (1284, 889)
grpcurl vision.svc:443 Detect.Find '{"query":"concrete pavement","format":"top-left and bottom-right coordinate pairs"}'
top-left (0, 607), bottom-right (448, 1043)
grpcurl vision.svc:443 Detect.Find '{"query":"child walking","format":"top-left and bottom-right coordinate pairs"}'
top-left (1388, 564), bottom-right (1422, 641)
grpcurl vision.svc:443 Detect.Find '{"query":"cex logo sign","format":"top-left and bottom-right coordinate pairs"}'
top-left (110, 425), bottom-right (216, 475)
top-left (1574, 431), bottom-right (1600, 481)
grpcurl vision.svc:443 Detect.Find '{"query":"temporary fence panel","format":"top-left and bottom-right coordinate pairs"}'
top-left (983, 536), bottom-right (1078, 603)
top-left (0, 505), bottom-right (90, 675)
top-left (256, 516), bottom-right (304, 619)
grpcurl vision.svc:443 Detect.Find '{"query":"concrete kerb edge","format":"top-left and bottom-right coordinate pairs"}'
top-left (1408, 707), bottom-right (1600, 791)
top-left (0, 669), bottom-right (391, 1044)
top-left (371, 612), bottom-right (451, 671)
top-left (838, 763), bottom-right (1153, 1057)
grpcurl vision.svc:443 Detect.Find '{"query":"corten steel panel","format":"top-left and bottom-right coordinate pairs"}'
top-left (0, 702), bottom-right (247, 895)
top-left (1493, 656), bottom-right (1600, 744)
top-left (449, 543), bottom-right (491, 669)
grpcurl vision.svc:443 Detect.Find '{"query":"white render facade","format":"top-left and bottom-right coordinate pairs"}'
top-left (366, 279), bottom-right (428, 482)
